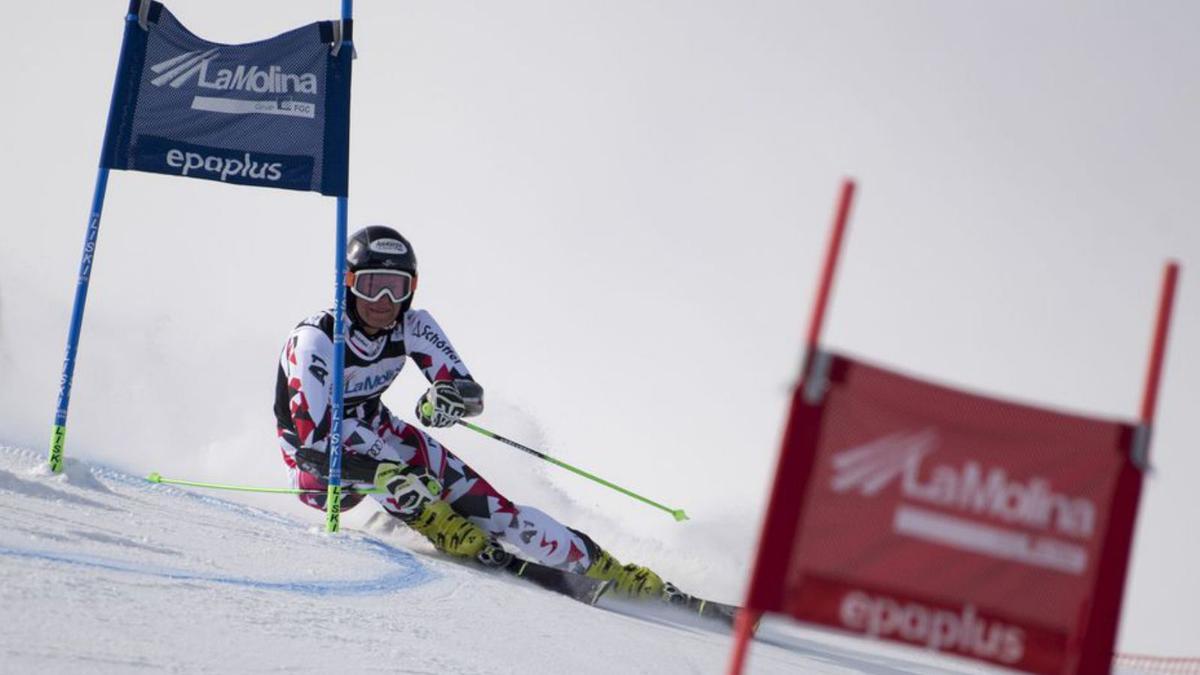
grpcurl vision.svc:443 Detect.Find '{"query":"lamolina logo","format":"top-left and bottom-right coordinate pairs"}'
top-left (839, 590), bottom-right (1025, 664)
top-left (149, 49), bottom-right (318, 95)
top-left (346, 368), bottom-right (401, 395)
top-left (830, 429), bottom-right (1096, 539)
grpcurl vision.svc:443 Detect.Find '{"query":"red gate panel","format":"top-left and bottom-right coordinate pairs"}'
top-left (776, 352), bottom-right (1142, 674)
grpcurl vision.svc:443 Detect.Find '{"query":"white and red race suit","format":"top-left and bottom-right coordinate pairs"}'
top-left (274, 308), bottom-right (594, 572)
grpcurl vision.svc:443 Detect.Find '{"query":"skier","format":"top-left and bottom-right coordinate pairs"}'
top-left (274, 225), bottom-right (674, 600)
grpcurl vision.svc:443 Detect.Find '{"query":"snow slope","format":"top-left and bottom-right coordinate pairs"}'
top-left (0, 444), bottom-right (1055, 675)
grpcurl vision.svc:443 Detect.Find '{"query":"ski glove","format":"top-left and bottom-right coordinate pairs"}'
top-left (374, 462), bottom-right (442, 519)
top-left (295, 447), bottom-right (379, 484)
top-left (454, 379), bottom-right (485, 417)
top-left (416, 380), bottom-right (467, 428)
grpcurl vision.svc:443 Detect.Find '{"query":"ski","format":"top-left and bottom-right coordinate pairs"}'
top-left (681, 595), bottom-right (741, 625)
top-left (663, 582), bottom-right (750, 628)
top-left (500, 556), bottom-right (612, 606)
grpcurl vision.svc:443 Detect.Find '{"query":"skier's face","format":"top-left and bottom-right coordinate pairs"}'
top-left (355, 294), bottom-right (402, 333)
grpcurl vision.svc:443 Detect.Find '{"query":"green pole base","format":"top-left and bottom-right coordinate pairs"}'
top-left (48, 425), bottom-right (67, 474)
top-left (324, 484), bottom-right (342, 533)
top-left (672, 509), bottom-right (689, 522)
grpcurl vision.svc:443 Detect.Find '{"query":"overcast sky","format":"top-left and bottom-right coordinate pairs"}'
top-left (1, 0), bottom-right (1196, 657)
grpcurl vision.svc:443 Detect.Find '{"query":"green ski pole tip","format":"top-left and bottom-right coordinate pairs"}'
top-left (672, 509), bottom-right (689, 522)
top-left (146, 472), bottom-right (163, 483)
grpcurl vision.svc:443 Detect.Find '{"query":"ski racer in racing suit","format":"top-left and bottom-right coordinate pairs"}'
top-left (274, 225), bottom-right (670, 599)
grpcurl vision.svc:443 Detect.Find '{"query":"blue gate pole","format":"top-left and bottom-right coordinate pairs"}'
top-left (325, 197), bottom-right (349, 533)
top-left (48, 171), bottom-right (110, 473)
top-left (48, 9), bottom-right (141, 473)
top-left (325, 0), bottom-right (354, 533)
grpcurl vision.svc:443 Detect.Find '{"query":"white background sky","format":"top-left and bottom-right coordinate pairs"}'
top-left (1, 0), bottom-right (1195, 657)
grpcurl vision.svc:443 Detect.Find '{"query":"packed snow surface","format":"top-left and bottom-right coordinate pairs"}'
top-left (0, 445), bottom-right (1151, 674)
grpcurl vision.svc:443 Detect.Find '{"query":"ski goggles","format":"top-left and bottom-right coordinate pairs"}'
top-left (346, 270), bottom-right (415, 303)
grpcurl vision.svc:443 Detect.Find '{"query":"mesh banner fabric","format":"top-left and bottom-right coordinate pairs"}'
top-left (764, 351), bottom-right (1144, 674)
top-left (101, 1), bottom-right (352, 196)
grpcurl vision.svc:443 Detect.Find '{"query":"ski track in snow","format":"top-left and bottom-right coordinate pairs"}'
top-left (1, 445), bottom-right (1053, 674)
top-left (0, 540), bottom-right (427, 597)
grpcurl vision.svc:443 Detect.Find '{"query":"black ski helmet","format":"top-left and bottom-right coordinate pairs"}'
top-left (345, 225), bottom-right (418, 321)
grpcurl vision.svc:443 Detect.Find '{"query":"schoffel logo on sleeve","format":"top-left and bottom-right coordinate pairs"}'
top-left (406, 317), bottom-right (462, 364)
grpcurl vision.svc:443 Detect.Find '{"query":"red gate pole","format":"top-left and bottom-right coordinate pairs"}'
top-left (727, 179), bottom-right (857, 675)
top-left (805, 179), bottom-right (856, 350)
top-left (1140, 261), bottom-right (1180, 425)
top-left (1077, 260), bottom-right (1180, 674)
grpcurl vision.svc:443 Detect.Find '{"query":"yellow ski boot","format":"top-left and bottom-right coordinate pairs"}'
top-left (407, 500), bottom-right (490, 558)
top-left (582, 546), bottom-right (665, 600)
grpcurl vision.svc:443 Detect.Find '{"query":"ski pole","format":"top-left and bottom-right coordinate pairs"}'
top-left (145, 472), bottom-right (383, 496)
top-left (431, 406), bottom-right (688, 522)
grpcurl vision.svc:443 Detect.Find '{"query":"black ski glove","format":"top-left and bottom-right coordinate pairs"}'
top-left (454, 379), bottom-right (485, 417)
top-left (416, 380), bottom-right (467, 428)
top-left (294, 447), bottom-right (379, 483)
